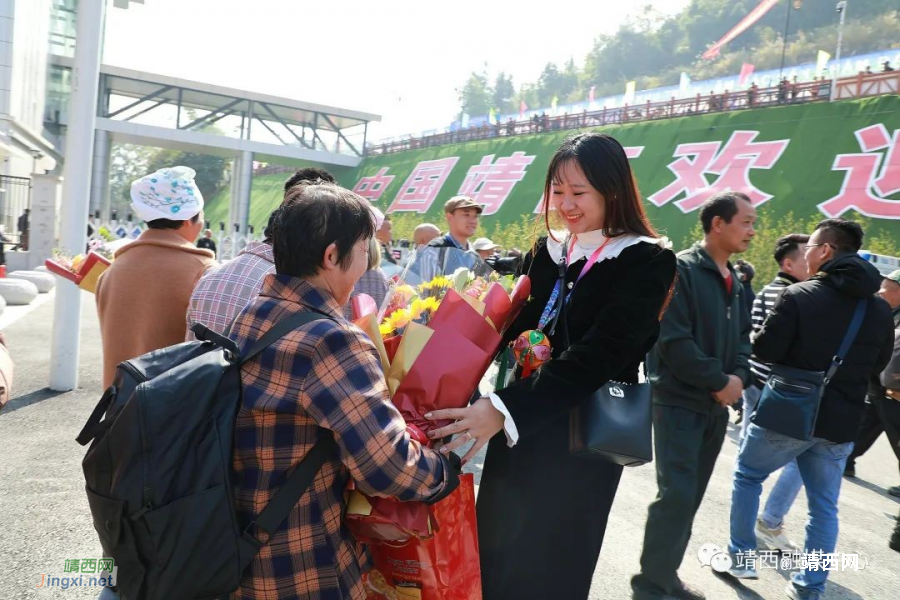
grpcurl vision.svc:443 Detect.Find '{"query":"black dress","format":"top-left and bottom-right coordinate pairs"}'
top-left (477, 237), bottom-right (676, 600)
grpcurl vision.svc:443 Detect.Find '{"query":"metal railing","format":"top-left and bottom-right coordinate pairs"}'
top-left (366, 77), bottom-right (846, 156)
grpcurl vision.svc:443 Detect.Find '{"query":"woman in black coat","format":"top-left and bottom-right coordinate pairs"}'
top-left (426, 133), bottom-right (677, 599)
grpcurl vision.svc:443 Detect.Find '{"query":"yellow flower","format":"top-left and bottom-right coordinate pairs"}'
top-left (409, 296), bottom-right (440, 322)
top-left (382, 308), bottom-right (412, 335)
top-left (378, 322), bottom-right (394, 337)
top-left (71, 254), bottom-right (86, 272)
top-left (418, 276), bottom-right (452, 298)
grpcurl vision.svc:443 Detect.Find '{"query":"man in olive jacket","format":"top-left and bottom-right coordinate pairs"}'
top-left (633, 192), bottom-right (755, 600)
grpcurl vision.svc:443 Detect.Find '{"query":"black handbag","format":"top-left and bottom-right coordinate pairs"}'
top-left (540, 249), bottom-right (653, 467)
top-left (569, 376), bottom-right (653, 466)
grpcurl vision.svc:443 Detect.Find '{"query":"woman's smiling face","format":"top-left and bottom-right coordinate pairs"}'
top-left (550, 159), bottom-right (606, 234)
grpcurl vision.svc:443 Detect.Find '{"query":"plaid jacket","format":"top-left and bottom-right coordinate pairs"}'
top-left (186, 241), bottom-right (275, 339)
top-left (230, 274), bottom-right (449, 600)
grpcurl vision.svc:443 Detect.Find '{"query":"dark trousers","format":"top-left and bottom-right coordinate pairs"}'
top-left (847, 394), bottom-right (900, 475)
top-left (632, 404), bottom-right (729, 599)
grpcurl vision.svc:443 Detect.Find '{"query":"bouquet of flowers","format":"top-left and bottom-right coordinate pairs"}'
top-left (349, 247), bottom-right (529, 600)
top-left (45, 240), bottom-right (119, 293)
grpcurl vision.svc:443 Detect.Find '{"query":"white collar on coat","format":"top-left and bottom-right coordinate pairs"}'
top-left (546, 228), bottom-right (671, 265)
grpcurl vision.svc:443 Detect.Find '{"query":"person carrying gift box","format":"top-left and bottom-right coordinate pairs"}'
top-left (426, 132), bottom-right (677, 600)
top-left (228, 181), bottom-right (460, 600)
top-left (95, 166), bottom-right (216, 389)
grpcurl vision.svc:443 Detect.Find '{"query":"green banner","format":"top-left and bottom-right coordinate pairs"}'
top-left (343, 95), bottom-right (900, 248)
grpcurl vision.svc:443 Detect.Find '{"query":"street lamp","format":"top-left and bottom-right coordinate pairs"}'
top-left (779, 0), bottom-right (803, 81)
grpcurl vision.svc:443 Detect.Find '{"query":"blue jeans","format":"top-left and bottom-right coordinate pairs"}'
top-left (729, 422), bottom-right (853, 598)
top-left (741, 385), bottom-right (804, 529)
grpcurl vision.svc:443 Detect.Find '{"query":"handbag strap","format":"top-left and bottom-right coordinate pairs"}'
top-left (824, 298), bottom-right (868, 384)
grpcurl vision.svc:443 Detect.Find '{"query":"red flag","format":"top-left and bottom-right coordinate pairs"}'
top-left (739, 63), bottom-right (755, 86)
top-left (519, 100), bottom-right (528, 118)
top-left (702, 0), bottom-right (779, 60)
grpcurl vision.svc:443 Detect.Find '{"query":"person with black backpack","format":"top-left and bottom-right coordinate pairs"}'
top-left (79, 182), bottom-right (460, 600)
top-left (227, 182), bottom-right (460, 599)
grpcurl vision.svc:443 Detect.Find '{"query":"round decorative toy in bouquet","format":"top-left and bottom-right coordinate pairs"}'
top-left (512, 329), bottom-right (552, 378)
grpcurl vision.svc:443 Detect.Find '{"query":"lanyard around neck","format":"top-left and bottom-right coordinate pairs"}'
top-left (567, 234), bottom-right (613, 286)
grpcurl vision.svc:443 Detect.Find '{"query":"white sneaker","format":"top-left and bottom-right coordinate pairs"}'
top-left (728, 565), bottom-right (759, 579)
top-left (756, 518), bottom-right (799, 553)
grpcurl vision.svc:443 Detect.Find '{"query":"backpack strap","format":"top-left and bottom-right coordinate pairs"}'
top-left (825, 298), bottom-right (868, 384)
top-left (237, 430), bottom-right (337, 572)
top-left (234, 307), bottom-right (339, 573)
top-left (239, 307), bottom-right (333, 365)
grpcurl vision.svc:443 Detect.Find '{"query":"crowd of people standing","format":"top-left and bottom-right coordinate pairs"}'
top-left (89, 131), bottom-right (900, 600)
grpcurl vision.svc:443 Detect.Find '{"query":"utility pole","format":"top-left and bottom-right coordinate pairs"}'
top-left (49, 0), bottom-right (106, 391)
top-left (779, 1), bottom-right (803, 81)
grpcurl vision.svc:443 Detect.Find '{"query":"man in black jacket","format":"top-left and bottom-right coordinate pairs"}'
top-left (633, 192), bottom-right (755, 600)
top-left (727, 219), bottom-right (894, 600)
top-left (741, 234), bottom-right (809, 553)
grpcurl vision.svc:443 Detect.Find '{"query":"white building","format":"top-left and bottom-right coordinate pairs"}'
top-left (0, 0), bottom-right (59, 238)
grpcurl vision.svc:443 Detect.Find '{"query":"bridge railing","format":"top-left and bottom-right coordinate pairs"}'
top-left (366, 73), bottom-right (892, 156)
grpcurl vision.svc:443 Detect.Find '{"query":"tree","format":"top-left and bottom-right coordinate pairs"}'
top-left (492, 72), bottom-right (516, 114)
top-left (458, 71), bottom-right (493, 119)
top-left (108, 143), bottom-right (157, 219)
top-left (145, 149), bottom-right (228, 208)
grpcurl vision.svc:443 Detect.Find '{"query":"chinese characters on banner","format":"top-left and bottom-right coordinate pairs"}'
top-left (352, 167), bottom-right (395, 202)
top-left (459, 152), bottom-right (536, 215)
top-left (350, 127), bottom-right (900, 221)
top-left (647, 131), bottom-right (790, 212)
top-left (819, 124), bottom-right (900, 219)
top-left (387, 157), bottom-right (460, 213)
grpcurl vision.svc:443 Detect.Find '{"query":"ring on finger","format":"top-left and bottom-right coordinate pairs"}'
top-left (464, 431), bottom-right (474, 442)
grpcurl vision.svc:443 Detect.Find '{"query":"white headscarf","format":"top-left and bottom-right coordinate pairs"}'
top-left (130, 166), bottom-right (204, 222)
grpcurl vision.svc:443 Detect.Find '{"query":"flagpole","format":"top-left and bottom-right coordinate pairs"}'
top-left (779, 1), bottom-right (802, 81)
top-left (831, 0), bottom-right (848, 100)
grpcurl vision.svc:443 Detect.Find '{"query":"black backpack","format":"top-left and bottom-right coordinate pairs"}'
top-left (77, 310), bottom-right (337, 600)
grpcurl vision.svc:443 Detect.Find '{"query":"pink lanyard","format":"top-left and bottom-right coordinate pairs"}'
top-left (567, 235), bottom-right (612, 286)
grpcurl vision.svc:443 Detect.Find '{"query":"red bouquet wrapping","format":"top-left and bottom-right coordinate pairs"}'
top-left (348, 248), bottom-right (530, 544)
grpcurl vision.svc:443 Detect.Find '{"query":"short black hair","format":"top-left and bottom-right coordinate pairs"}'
top-left (814, 218), bottom-right (864, 254)
top-left (773, 233), bottom-right (810, 265)
top-left (734, 259), bottom-right (755, 283)
top-left (699, 191), bottom-right (751, 234)
top-left (146, 213), bottom-right (200, 230)
top-left (272, 183), bottom-right (375, 278)
top-left (283, 167), bottom-right (336, 193)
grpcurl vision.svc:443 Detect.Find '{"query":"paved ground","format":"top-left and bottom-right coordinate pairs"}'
top-left (1, 292), bottom-right (898, 599)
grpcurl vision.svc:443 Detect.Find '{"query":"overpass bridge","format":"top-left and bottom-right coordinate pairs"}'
top-left (47, 56), bottom-right (380, 232)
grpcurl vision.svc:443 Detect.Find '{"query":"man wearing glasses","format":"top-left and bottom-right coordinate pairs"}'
top-left (727, 219), bottom-right (894, 600)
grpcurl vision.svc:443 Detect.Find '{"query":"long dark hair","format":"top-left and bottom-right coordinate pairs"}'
top-left (542, 133), bottom-right (657, 241)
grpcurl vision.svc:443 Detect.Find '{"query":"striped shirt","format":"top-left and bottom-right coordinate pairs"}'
top-left (186, 241), bottom-right (275, 339)
top-left (749, 273), bottom-right (799, 387)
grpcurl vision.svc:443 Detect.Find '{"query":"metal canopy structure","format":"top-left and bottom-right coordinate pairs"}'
top-left (50, 56), bottom-right (380, 165)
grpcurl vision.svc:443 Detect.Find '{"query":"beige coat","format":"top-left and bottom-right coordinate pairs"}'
top-left (96, 229), bottom-right (215, 388)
